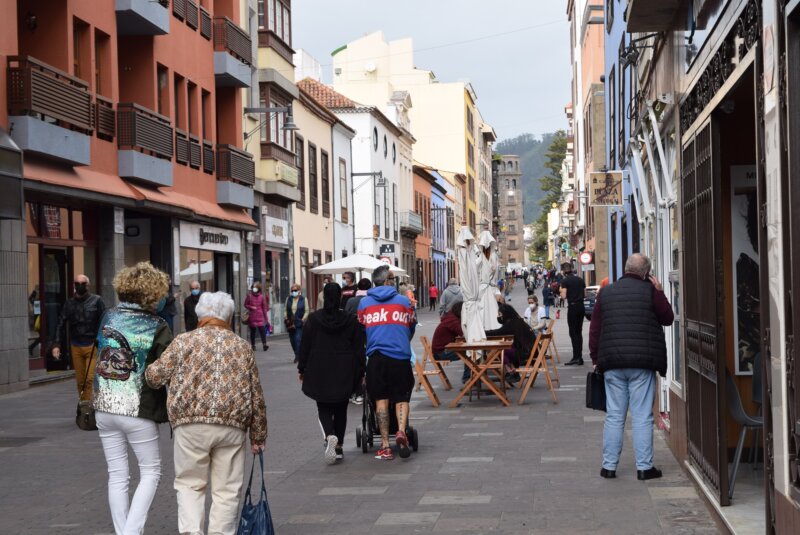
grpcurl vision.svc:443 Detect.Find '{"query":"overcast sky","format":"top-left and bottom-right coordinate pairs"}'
top-left (292, 1), bottom-right (571, 143)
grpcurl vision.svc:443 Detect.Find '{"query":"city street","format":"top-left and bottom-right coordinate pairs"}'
top-left (0, 282), bottom-right (722, 534)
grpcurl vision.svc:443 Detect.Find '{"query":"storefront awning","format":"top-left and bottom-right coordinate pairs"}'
top-left (129, 185), bottom-right (256, 228)
top-left (23, 160), bottom-right (144, 202)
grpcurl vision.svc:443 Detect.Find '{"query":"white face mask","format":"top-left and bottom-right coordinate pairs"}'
top-left (252, 287), bottom-right (259, 293)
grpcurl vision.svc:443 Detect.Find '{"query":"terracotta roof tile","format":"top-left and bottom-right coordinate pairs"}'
top-left (296, 78), bottom-right (356, 109)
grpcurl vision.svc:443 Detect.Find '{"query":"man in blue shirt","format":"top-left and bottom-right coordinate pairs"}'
top-left (357, 265), bottom-right (416, 460)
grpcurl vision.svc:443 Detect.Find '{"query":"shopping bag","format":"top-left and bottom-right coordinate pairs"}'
top-left (237, 451), bottom-right (274, 535)
top-left (585, 370), bottom-right (606, 412)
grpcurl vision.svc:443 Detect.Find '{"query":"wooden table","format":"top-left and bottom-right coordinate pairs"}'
top-left (444, 339), bottom-right (514, 408)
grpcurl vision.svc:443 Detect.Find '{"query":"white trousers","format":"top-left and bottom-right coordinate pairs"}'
top-left (173, 423), bottom-right (247, 535)
top-left (96, 411), bottom-right (162, 535)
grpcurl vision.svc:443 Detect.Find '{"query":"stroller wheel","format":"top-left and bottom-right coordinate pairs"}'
top-left (368, 434), bottom-right (374, 448)
top-left (410, 427), bottom-right (419, 452)
top-left (356, 427), bottom-right (362, 448)
top-left (361, 430), bottom-right (369, 453)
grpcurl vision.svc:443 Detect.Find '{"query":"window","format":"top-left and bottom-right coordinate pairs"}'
top-left (295, 136), bottom-right (305, 209)
top-left (321, 150), bottom-right (330, 218)
top-left (258, 85), bottom-right (293, 152)
top-left (609, 66), bottom-right (616, 168)
top-left (94, 29), bottom-right (110, 96)
top-left (392, 143), bottom-right (396, 163)
top-left (157, 64), bottom-right (169, 116)
top-left (174, 73), bottom-right (186, 129)
top-left (383, 135), bottom-right (388, 158)
top-left (384, 186), bottom-right (389, 239)
top-left (606, 0), bottom-right (614, 33)
top-left (373, 127), bottom-right (378, 151)
top-left (393, 183), bottom-right (398, 242)
top-left (468, 174), bottom-right (475, 201)
top-left (468, 141), bottom-right (475, 169)
top-left (466, 106), bottom-right (474, 132)
top-left (339, 158), bottom-right (348, 223)
top-left (257, 0), bottom-right (265, 29)
top-left (618, 36), bottom-right (626, 167)
top-left (187, 81), bottom-right (197, 135)
top-left (308, 143), bottom-right (318, 213)
top-left (261, 0), bottom-right (291, 45)
top-left (201, 90), bottom-right (211, 140)
top-left (73, 19), bottom-right (89, 80)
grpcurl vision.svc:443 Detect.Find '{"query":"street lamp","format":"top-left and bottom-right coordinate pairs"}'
top-left (242, 104), bottom-right (299, 141)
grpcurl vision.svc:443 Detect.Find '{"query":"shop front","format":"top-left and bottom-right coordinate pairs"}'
top-left (258, 202), bottom-right (291, 333)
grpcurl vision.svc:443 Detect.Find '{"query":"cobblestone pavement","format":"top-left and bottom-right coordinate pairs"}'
top-left (0, 282), bottom-right (724, 534)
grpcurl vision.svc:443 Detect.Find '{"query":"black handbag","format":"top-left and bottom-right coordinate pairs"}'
top-left (75, 344), bottom-right (98, 431)
top-left (237, 451), bottom-right (275, 535)
top-left (585, 369), bottom-right (607, 412)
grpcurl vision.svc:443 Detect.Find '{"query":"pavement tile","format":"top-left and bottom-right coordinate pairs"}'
top-left (375, 512), bottom-right (441, 525)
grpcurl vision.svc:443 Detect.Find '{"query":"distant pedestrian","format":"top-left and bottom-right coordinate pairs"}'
top-left (52, 273), bottom-right (106, 400)
top-left (146, 291), bottom-right (267, 534)
top-left (340, 271), bottom-right (357, 310)
top-left (439, 278), bottom-right (463, 317)
top-left (285, 283), bottom-right (309, 363)
top-left (93, 262), bottom-right (171, 535)
top-left (541, 284), bottom-right (555, 318)
top-left (405, 283), bottom-right (418, 308)
top-left (244, 281), bottom-right (269, 351)
top-left (590, 254), bottom-right (673, 481)
top-left (183, 280), bottom-right (202, 332)
top-left (298, 283), bottom-right (366, 464)
top-left (344, 278), bottom-right (372, 317)
top-left (316, 276), bottom-right (332, 310)
top-left (157, 292), bottom-right (178, 333)
top-left (561, 263), bottom-right (587, 366)
top-left (428, 282), bottom-right (439, 311)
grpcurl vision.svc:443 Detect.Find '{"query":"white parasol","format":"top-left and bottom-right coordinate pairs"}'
top-left (477, 230), bottom-right (502, 331)
top-left (457, 226), bottom-right (485, 343)
top-left (310, 254), bottom-right (406, 276)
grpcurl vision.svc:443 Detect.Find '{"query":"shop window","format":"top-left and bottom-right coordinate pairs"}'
top-left (179, 248), bottom-right (215, 295)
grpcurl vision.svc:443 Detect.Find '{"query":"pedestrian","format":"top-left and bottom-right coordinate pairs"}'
top-left (428, 282), bottom-right (439, 311)
top-left (340, 271), bottom-right (357, 310)
top-left (562, 263), bottom-right (587, 366)
top-left (244, 281), bottom-right (269, 352)
top-left (316, 275), bottom-right (331, 310)
top-left (497, 277), bottom-right (505, 298)
top-left (344, 278), bottom-right (372, 316)
top-left (145, 291), bottom-right (267, 534)
top-left (157, 292), bottom-right (178, 334)
top-left (405, 283), bottom-right (418, 308)
top-left (93, 262), bottom-right (172, 535)
top-left (285, 283), bottom-right (309, 363)
top-left (431, 301), bottom-right (470, 383)
top-left (589, 254), bottom-right (673, 481)
top-left (52, 273), bottom-right (106, 400)
top-left (439, 278), bottom-right (463, 317)
top-left (541, 283), bottom-right (555, 318)
top-left (298, 282), bottom-right (366, 464)
top-left (485, 303), bottom-right (535, 383)
top-left (357, 265), bottom-right (416, 460)
top-left (183, 280), bottom-right (202, 332)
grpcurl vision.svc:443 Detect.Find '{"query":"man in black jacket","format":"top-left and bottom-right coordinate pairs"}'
top-left (560, 263), bottom-right (587, 365)
top-left (183, 280), bottom-right (202, 331)
top-left (52, 274), bottom-right (106, 400)
top-left (589, 253), bottom-right (674, 481)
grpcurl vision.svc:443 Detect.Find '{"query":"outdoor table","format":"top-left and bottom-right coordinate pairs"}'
top-left (444, 339), bottom-right (514, 408)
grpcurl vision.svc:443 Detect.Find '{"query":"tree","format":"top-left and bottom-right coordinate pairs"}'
top-left (528, 130), bottom-right (567, 261)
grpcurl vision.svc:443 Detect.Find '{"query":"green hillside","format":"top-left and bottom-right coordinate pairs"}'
top-left (495, 133), bottom-right (555, 224)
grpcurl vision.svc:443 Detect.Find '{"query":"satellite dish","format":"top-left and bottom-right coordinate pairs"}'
top-left (364, 62), bottom-right (376, 73)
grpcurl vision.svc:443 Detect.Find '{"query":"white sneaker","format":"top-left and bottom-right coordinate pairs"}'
top-left (354, 395), bottom-right (364, 404)
top-left (324, 435), bottom-right (338, 465)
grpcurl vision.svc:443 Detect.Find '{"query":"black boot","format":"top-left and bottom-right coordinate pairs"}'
top-left (637, 467), bottom-right (663, 480)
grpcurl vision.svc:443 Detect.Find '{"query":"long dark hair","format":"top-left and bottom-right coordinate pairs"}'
top-left (323, 282), bottom-right (342, 314)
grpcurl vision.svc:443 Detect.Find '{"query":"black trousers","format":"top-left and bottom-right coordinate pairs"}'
top-left (249, 325), bottom-right (267, 348)
top-left (317, 400), bottom-right (348, 446)
top-left (567, 305), bottom-right (585, 362)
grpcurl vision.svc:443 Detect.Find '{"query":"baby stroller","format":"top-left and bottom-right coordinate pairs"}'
top-left (355, 385), bottom-right (419, 454)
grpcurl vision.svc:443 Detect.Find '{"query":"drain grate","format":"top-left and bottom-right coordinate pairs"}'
top-left (0, 437), bottom-right (44, 448)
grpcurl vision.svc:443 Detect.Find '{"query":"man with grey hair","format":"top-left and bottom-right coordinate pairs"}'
top-left (357, 265), bottom-right (416, 460)
top-left (589, 253), bottom-right (674, 481)
top-left (146, 291), bottom-right (267, 533)
top-left (439, 277), bottom-right (463, 317)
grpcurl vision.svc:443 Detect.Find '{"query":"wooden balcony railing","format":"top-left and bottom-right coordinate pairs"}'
top-left (189, 133), bottom-right (201, 168)
top-left (175, 128), bottom-right (189, 164)
top-left (216, 144), bottom-right (254, 185)
top-left (95, 95), bottom-right (115, 141)
top-left (7, 56), bottom-right (93, 133)
top-left (202, 140), bottom-right (214, 174)
top-left (213, 17), bottom-right (252, 65)
top-left (173, 0), bottom-right (186, 20)
top-left (186, 0), bottom-right (199, 29)
top-left (117, 103), bottom-right (173, 159)
top-left (199, 6), bottom-right (212, 39)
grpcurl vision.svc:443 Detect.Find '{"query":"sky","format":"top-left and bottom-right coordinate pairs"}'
top-left (292, 0), bottom-right (572, 143)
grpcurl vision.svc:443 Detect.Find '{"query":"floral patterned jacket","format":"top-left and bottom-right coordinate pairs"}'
top-left (145, 325), bottom-right (267, 443)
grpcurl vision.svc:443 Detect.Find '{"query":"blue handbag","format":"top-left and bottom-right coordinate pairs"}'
top-left (237, 451), bottom-right (274, 535)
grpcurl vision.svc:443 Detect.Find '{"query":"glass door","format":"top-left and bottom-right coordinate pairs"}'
top-left (42, 248), bottom-right (69, 370)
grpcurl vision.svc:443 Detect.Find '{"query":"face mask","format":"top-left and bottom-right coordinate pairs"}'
top-left (291, 291), bottom-right (299, 297)
top-left (74, 282), bottom-right (88, 295)
top-left (156, 297), bottom-right (167, 313)
top-left (252, 287), bottom-right (260, 293)
top-left (529, 304), bottom-right (536, 309)
top-left (191, 289), bottom-right (200, 296)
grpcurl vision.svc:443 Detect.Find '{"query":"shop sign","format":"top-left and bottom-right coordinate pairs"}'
top-left (263, 215), bottom-right (289, 246)
top-left (179, 221), bottom-right (241, 253)
top-left (589, 171), bottom-right (623, 206)
top-left (276, 161), bottom-right (298, 187)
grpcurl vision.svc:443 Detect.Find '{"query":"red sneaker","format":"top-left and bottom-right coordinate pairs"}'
top-left (375, 447), bottom-right (394, 460)
top-left (395, 431), bottom-right (410, 459)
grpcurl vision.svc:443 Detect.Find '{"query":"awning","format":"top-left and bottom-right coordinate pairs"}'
top-left (24, 160), bottom-right (143, 202)
top-left (129, 185), bottom-right (256, 228)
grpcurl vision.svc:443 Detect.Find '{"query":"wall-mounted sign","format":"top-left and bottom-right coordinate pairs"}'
top-left (379, 244), bottom-right (395, 255)
top-left (589, 171), bottom-right (623, 206)
top-left (276, 161), bottom-right (298, 187)
top-left (263, 215), bottom-right (289, 246)
top-left (179, 221), bottom-right (241, 253)
top-left (579, 251), bottom-right (593, 265)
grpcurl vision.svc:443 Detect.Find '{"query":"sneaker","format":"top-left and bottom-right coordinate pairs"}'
top-left (335, 448), bottom-right (343, 461)
top-left (353, 395), bottom-right (364, 405)
top-left (324, 435), bottom-right (338, 465)
top-left (375, 447), bottom-right (394, 460)
top-left (395, 431), bottom-right (411, 459)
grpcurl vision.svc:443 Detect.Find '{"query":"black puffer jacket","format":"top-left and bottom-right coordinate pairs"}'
top-left (55, 293), bottom-right (106, 347)
top-left (297, 308), bottom-right (366, 403)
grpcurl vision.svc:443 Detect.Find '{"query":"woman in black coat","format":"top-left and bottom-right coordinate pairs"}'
top-left (298, 282), bottom-right (366, 464)
top-left (485, 303), bottom-right (536, 382)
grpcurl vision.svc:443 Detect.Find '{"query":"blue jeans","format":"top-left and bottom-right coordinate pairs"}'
top-left (602, 368), bottom-right (656, 471)
top-left (435, 351), bottom-right (470, 382)
top-left (289, 327), bottom-right (303, 359)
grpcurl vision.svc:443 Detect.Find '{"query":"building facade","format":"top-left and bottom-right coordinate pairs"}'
top-left (496, 155), bottom-right (525, 266)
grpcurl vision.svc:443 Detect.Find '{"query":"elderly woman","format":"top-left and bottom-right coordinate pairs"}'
top-left (146, 292), bottom-right (267, 535)
top-left (93, 262), bottom-right (172, 535)
top-left (285, 282), bottom-right (309, 363)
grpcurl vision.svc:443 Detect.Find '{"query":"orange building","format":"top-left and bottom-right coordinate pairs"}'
top-left (411, 165), bottom-right (435, 309)
top-left (0, 0), bottom-right (263, 385)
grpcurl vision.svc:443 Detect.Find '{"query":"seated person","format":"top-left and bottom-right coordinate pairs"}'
top-left (485, 304), bottom-right (536, 384)
top-left (431, 302), bottom-right (470, 383)
top-left (525, 295), bottom-right (548, 334)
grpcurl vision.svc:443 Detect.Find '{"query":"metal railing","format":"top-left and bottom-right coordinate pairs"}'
top-left (189, 133), bottom-right (201, 168)
top-left (117, 103), bottom-right (173, 159)
top-left (213, 17), bottom-right (252, 65)
top-left (216, 144), bottom-right (254, 185)
top-left (175, 128), bottom-right (189, 164)
top-left (95, 95), bottom-right (115, 140)
top-left (399, 210), bottom-right (423, 234)
top-left (199, 6), bottom-right (212, 39)
top-left (202, 140), bottom-right (214, 174)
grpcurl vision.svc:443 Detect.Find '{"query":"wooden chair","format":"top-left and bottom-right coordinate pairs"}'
top-left (516, 332), bottom-right (558, 405)
top-left (420, 336), bottom-right (452, 390)
top-left (545, 319), bottom-right (561, 363)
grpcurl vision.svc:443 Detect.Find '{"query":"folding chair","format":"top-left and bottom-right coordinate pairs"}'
top-left (413, 353), bottom-right (440, 407)
top-left (545, 319), bottom-right (561, 363)
top-left (419, 336), bottom-right (452, 391)
top-left (517, 332), bottom-right (558, 405)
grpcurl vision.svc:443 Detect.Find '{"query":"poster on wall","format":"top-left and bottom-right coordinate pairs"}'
top-left (730, 165), bottom-right (760, 376)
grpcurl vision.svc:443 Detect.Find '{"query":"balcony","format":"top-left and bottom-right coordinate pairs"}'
top-left (625, 0), bottom-right (687, 32)
top-left (202, 140), bottom-right (214, 174)
top-left (116, 0), bottom-right (169, 36)
top-left (199, 6), bottom-right (212, 40)
top-left (213, 17), bottom-right (252, 88)
top-left (185, 0), bottom-right (199, 29)
top-left (399, 211), bottom-right (424, 237)
top-left (117, 102), bottom-right (173, 186)
top-left (95, 96), bottom-right (116, 141)
top-left (7, 56), bottom-right (92, 165)
top-left (254, 159), bottom-right (300, 204)
top-left (217, 145), bottom-right (254, 208)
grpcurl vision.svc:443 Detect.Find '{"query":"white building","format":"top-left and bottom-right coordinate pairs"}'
top-left (332, 121), bottom-right (355, 260)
